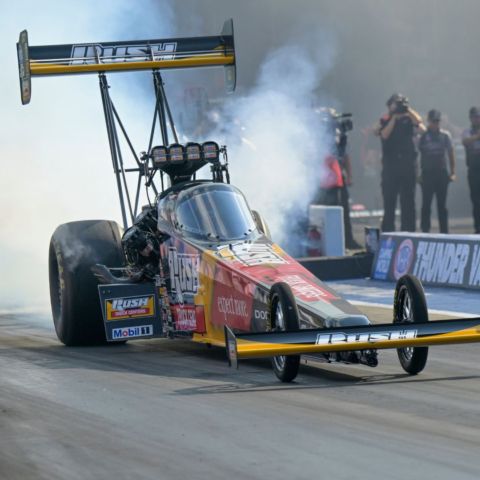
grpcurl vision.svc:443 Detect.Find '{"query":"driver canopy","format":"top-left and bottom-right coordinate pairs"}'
top-left (175, 183), bottom-right (257, 242)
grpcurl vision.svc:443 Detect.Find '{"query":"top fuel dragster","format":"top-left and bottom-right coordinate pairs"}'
top-left (17, 20), bottom-right (480, 382)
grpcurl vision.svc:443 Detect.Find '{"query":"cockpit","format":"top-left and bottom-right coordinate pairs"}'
top-left (172, 183), bottom-right (257, 242)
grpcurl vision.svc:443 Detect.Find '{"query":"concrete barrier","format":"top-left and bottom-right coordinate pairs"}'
top-left (299, 253), bottom-right (373, 281)
top-left (308, 205), bottom-right (345, 257)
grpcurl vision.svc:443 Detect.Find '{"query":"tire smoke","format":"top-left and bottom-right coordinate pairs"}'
top-left (208, 43), bottom-right (337, 255)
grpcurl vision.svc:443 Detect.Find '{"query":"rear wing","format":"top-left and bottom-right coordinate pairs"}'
top-left (224, 318), bottom-right (480, 368)
top-left (16, 19), bottom-right (236, 104)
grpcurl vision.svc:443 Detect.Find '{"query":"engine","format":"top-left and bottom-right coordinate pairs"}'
top-left (122, 206), bottom-right (161, 280)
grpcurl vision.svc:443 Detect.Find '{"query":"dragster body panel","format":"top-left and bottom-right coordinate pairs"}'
top-left (159, 233), bottom-right (369, 346)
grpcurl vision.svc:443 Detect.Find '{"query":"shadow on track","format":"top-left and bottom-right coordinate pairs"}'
top-left (2, 314), bottom-right (479, 395)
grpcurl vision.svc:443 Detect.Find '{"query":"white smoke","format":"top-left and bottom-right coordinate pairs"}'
top-left (0, 0), bottom-right (174, 310)
top-left (0, 2), bottom-right (337, 310)
top-left (208, 42), bottom-right (337, 254)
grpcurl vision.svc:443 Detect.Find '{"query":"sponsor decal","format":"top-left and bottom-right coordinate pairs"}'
top-left (414, 241), bottom-right (470, 286)
top-left (230, 243), bottom-right (287, 266)
top-left (173, 305), bottom-right (197, 331)
top-left (374, 233), bottom-right (480, 289)
top-left (212, 265), bottom-right (254, 330)
top-left (112, 325), bottom-right (153, 339)
top-left (106, 295), bottom-right (154, 321)
top-left (168, 247), bottom-right (200, 305)
top-left (373, 236), bottom-right (395, 280)
top-left (70, 42), bottom-right (177, 65)
top-left (281, 275), bottom-right (337, 303)
top-left (228, 340), bottom-right (237, 362)
top-left (469, 244), bottom-right (480, 287)
top-left (254, 309), bottom-right (269, 320)
top-left (393, 239), bottom-right (415, 280)
top-left (315, 329), bottom-right (417, 345)
top-left (217, 296), bottom-right (248, 318)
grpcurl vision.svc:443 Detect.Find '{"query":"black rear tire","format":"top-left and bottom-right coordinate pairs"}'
top-left (393, 274), bottom-right (429, 375)
top-left (49, 220), bottom-right (124, 346)
top-left (270, 282), bottom-right (300, 382)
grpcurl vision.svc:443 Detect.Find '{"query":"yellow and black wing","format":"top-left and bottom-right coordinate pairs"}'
top-left (17, 19), bottom-right (235, 104)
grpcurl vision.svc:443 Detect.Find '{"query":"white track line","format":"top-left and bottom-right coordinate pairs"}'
top-left (350, 300), bottom-right (479, 318)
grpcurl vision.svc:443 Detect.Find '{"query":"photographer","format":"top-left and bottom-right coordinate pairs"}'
top-left (316, 108), bottom-right (360, 249)
top-left (375, 94), bottom-right (425, 232)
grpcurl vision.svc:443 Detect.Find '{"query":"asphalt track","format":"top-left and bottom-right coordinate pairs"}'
top-left (1, 303), bottom-right (480, 480)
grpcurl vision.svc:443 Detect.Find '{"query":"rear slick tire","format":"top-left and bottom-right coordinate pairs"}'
top-left (393, 274), bottom-right (429, 375)
top-left (49, 220), bottom-right (124, 346)
top-left (270, 282), bottom-right (301, 382)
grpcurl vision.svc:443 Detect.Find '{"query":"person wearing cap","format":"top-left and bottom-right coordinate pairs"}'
top-left (462, 107), bottom-right (480, 233)
top-left (418, 110), bottom-right (456, 233)
top-left (375, 93), bottom-right (425, 232)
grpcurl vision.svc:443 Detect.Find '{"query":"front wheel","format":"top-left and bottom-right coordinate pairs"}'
top-left (393, 274), bottom-right (429, 375)
top-left (270, 282), bottom-right (300, 382)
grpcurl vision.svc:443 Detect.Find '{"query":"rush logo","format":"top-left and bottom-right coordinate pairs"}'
top-left (168, 247), bottom-right (200, 305)
top-left (315, 329), bottom-right (417, 345)
top-left (70, 42), bottom-right (177, 65)
top-left (112, 297), bottom-right (149, 310)
top-left (106, 296), bottom-right (154, 321)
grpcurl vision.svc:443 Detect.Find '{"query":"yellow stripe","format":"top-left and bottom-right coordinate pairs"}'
top-left (30, 54), bottom-right (235, 76)
top-left (235, 326), bottom-right (480, 358)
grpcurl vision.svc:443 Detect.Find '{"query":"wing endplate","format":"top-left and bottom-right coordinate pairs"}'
top-left (17, 30), bottom-right (31, 105)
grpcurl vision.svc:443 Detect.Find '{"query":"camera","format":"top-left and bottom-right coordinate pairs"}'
top-left (318, 108), bottom-right (353, 134)
top-left (335, 113), bottom-right (353, 134)
top-left (394, 96), bottom-right (409, 114)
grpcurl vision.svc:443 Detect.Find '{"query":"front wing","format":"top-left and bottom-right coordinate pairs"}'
top-left (224, 318), bottom-right (480, 368)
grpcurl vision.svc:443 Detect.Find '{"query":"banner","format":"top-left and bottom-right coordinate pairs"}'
top-left (371, 232), bottom-right (480, 289)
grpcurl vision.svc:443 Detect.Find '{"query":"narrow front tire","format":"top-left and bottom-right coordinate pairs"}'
top-left (270, 282), bottom-right (301, 382)
top-left (393, 274), bottom-right (429, 375)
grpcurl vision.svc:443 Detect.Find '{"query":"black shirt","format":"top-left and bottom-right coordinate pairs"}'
top-left (379, 114), bottom-right (416, 161)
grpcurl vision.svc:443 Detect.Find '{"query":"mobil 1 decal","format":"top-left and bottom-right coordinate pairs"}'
top-left (167, 245), bottom-right (200, 305)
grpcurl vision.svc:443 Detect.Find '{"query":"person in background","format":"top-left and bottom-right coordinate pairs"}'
top-left (418, 109), bottom-right (456, 233)
top-left (315, 108), bottom-right (360, 249)
top-left (462, 106), bottom-right (480, 233)
top-left (375, 93), bottom-right (425, 232)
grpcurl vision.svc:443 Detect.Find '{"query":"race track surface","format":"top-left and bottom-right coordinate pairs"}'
top-left (1, 308), bottom-right (480, 480)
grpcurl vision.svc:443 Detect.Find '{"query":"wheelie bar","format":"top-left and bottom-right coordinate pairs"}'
top-left (224, 318), bottom-right (480, 368)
